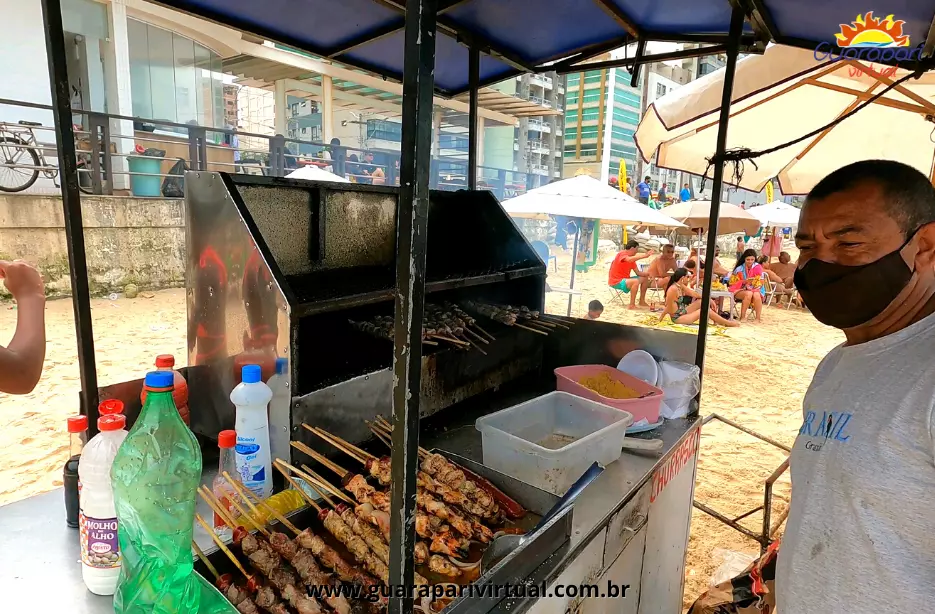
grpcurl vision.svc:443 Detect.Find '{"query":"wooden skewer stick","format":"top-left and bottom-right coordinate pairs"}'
top-left (422, 339), bottom-right (439, 346)
top-left (367, 424), bottom-right (393, 450)
top-left (197, 486), bottom-right (238, 530)
top-left (515, 322), bottom-right (549, 336)
top-left (236, 483), bottom-right (302, 536)
top-left (458, 334), bottom-right (488, 355)
top-left (274, 461), bottom-right (323, 513)
top-left (525, 321), bottom-right (552, 331)
top-left (300, 464), bottom-right (355, 505)
top-left (472, 322), bottom-right (496, 341)
top-left (462, 327), bottom-right (489, 344)
top-left (223, 486), bottom-right (270, 537)
top-left (195, 513), bottom-right (252, 580)
top-left (375, 417), bottom-right (433, 458)
top-left (192, 539), bottom-right (220, 581)
top-left (538, 315), bottom-right (571, 329)
top-left (428, 334), bottom-right (469, 346)
top-left (529, 319), bottom-right (556, 328)
top-left (222, 472), bottom-right (265, 521)
top-left (276, 459), bottom-right (338, 508)
top-left (304, 425), bottom-right (376, 463)
top-left (290, 441), bottom-right (350, 479)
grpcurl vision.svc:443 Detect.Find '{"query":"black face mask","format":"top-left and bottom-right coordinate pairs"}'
top-left (794, 237), bottom-right (914, 329)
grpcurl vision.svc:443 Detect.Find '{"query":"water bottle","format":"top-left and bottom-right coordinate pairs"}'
top-left (111, 371), bottom-right (235, 613)
top-left (266, 357), bottom-right (290, 464)
top-left (232, 364), bottom-right (273, 499)
top-left (79, 413), bottom-right (128, 595)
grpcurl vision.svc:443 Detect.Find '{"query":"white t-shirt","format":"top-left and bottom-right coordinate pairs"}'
top-left (776, 312), bottom-right (935, 613)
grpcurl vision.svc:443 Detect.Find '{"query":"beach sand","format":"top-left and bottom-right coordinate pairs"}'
top-left (0, 246), bottom-right (842, 607)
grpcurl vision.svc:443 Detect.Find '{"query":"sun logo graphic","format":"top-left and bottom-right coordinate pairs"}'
top-left (835, 12), bottom-right (910, 48)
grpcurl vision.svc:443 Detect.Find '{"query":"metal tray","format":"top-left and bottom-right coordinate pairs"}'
top-left (194, 451), bottom-right (572, 614)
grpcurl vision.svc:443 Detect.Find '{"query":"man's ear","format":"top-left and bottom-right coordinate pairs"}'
top-left (912, 222), bottom-right (935, 268)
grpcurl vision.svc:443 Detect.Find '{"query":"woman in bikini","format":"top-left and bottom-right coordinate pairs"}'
top-left (660, 268), bottom-right (738, 327)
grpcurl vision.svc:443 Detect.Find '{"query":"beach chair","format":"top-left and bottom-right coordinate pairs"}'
top-left (763, 275), bottom-right (780, 307)
top-left (531, 240), bottom-right (557, 272)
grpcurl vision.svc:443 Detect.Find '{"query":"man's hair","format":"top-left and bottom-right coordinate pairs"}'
top-left (807, 160), bottom-right (935, 233)
top-left (588, 300), bottom-right (603, 311)
top-left (779, 251), bottom-right (791, 261)
top-left (624, 240), bottom-right (639, 250)
top-left (663, 243), bottom-right (675, 252)
top-left (644, 176), bottom-right (651, 181)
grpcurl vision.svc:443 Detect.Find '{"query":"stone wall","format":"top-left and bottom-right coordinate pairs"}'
top-left (0, 194), bottom-right (185, 298)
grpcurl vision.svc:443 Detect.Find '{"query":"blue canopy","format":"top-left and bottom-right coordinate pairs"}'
top-left (161, 0), bottom-right (934, 94)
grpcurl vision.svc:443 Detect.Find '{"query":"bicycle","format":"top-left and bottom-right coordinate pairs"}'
top-left (0, 120), bottom-right (95, 193)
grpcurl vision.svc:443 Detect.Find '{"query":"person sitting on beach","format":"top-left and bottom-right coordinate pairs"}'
top-left (659, 268), bottom-right (738, 327)
top-left (729, 248), bottom-right (765, 322)
top-left (711, 247), bottom-right (729, 278)
top-left (608, 240), bottom-right (654, 309)
top-left (770, 251), bottom-right (797, 287)
top-left (0, 260), bottom-right (46, 394)
top-left (586, 300), bottom-right (604, 320)
top-left (644, 243), bottom-right (679, 297)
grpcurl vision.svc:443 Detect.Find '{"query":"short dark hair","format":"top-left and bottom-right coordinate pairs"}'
top-left (588, 300), bottom-right (603, 311)
top-left (807, 160), bottom-right (935, 233)
top-left (644, 176), bottom-right (651, 181)
top-left (624, 240), bottom-right (639, 250)
top-left (756, 255), bottom-right (769, 265)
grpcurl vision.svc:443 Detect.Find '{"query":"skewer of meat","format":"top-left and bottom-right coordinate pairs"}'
top-left (306, 424), bottom-right (499, 522)
top-left (426, 304), bottom-right (490, 345)
top-left (194, 514), bottom-right (273, 614)
top-left (462, 301), bottom-right (548, 336)
top-left (350, 318), bottom-right (438, 346)
top-left (443, 302), bottom-right (496, 341)
top-left (225, 474), bottom-right (354, 614)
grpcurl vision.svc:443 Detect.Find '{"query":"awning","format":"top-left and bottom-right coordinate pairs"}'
top-left (157, 0), bottom-right (935, 95)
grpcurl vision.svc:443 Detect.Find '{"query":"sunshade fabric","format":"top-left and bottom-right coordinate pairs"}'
top-left (660, 199), bottom-right (761, 235)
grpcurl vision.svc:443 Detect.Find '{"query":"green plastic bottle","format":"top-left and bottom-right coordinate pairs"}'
top-left (111, 370), bottom-right (236, 613)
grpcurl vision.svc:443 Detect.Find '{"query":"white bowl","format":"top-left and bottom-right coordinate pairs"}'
top-left (616, 350), bottom-right (659, 386)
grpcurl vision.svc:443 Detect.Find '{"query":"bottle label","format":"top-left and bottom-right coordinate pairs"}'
top-left (235, 433), bottom-right (267, 497)
top-left (80, 515), bottom-right (120, 569)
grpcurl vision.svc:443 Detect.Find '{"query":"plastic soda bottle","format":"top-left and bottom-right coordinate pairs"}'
top-left (111, 370), bottom-right (235, 613)
top-left (79, 413), bottom-right (128, 595)
top-left (232, 364), bottom-right (273, 499)
top-left (211, 430), bottom-right (239, 541)
top-left (141, 354), bottom-right (190, 425)
top-left (64, 414), bottom-right (88, 529)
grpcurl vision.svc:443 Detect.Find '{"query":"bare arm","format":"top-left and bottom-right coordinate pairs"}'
top-left (0, 261), bottom-right (46, 394)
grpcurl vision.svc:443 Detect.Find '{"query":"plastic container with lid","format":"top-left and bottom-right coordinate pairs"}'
top-left (64, 414), bottom-right (89, 528)
top-left (554, 364), bottom-right (664, 424)
top-left (79, 413), bottom-right (129, 595)
top-left (140, 354), bottom-right (189, 425)
top-left (232, 365), bottom-right (273, 499)
top-left (475, 391), bottom-right (632, 495)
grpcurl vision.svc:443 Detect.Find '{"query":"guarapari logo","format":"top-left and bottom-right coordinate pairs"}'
top-left (814, 12), bottom-right (922, 78)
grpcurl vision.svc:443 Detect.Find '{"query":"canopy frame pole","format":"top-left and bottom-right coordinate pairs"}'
top-left (567, 220), bottom-right (581, 317)
top-left (695, 5), bottom-right (744, 373)
top-left (390, 0), bottom-right (436, 610)
top-left (468, 46), bottom-right (479, 191)
top-left (41, 0), bottom-right (100, 423)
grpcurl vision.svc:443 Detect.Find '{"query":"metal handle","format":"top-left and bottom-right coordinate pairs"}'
top-left (621, 438), bottom-right (664, 452)
top-left (532, 461), bottom-right (604, 533)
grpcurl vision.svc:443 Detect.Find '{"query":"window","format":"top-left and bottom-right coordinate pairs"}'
top-left (610, 126), bottom-right (634, 141)
top-left (566, 74), bottom-right (580, 86)
top-left (612, 108), bottom-right (640, 125)
top-left (127, 19), bottom-right (225, 132)
top-left (566, 94), bottom-right (579, 106)
top-left (579, 125), bottom-right (598, 139)
top-left (438, 134), bottom-right (468, 151)
top-left (583, 70), bottom-right (603, 84)
top-left (565, 126), bottom-right (578, 139)
top-left (610, 146), bottom-right (637, 158)
top-left (581, 107), bottom-right (600, 121)
top-left (656, 83), bottom-right (667, 97)
top-left (614, 89), bottom-right (641, 108)
top-left (582, 91), bottom-right (601, 103)
top-left (366, 119), bottom-right (402, 142)
top-left (565, 110), bottom-right (578, 123)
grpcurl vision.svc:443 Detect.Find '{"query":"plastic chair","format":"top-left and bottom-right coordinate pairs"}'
top-left (531, 240), bottom-right (557, 272)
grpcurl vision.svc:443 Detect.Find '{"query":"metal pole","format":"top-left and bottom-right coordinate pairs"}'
top-left (390, 0), bottom-right (436, 611)
top-left (567, 219), bottom-right (581, 316)
top-left (41, 0), bottom-right (99, 418)
top-left (468, 47), bottom-right (479, 191)
top-left (695, 6), bottom-right (744, 373)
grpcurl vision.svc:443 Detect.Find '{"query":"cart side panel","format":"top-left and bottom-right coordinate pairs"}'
top-left (638, 424), bottom-right (702, 614)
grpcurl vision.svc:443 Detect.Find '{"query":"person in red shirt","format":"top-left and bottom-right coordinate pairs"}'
top-left (608, 240), bottom-right (654, 309)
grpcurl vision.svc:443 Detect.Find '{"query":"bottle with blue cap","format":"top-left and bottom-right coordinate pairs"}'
top-left (232, 364), bottom-right (273, 499)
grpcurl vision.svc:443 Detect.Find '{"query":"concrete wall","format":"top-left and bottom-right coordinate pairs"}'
top-left (0, 194), bottom-right (185, 298)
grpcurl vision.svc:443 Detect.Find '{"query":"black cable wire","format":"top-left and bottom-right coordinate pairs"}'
top-left (701, 66), bottom-right (926, 190)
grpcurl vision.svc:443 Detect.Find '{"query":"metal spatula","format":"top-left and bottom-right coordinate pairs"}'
top-left (480, 461), bottom-right (605, 574)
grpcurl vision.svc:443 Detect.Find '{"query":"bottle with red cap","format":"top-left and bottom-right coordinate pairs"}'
top-left (211, 430), bottom-right (239, 540)
top-left (79, 413), bottom-right (129, 595)
top-left (64, 414), bottom-right (88, 528)
top-left (140, 355), bottom-right (189, 425)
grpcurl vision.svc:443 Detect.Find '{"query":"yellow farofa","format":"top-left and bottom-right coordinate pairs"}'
top-left (577, 372), bottom-right (639, 399)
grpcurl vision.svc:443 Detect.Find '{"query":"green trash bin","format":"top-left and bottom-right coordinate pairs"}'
top-left (128, 155), bottom-right (164, 197)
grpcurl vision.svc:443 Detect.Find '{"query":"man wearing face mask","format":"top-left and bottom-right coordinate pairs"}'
top-left (776, 160), bottom-right (935, 614)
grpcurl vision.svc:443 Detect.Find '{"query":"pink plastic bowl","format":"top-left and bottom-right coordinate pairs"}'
top-left (555, 364), bottom-right (663, 424)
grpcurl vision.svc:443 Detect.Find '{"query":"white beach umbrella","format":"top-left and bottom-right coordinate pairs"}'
top-left (286, 165), bottom-right (350, 182)
top-left (748, 201), bottom-right (801, 227)
top-left (502, 175), bottom-right (685, 229)
top-left (660, 200), bottom-right (761, 236)
top-left (634, 44), bottom-right (935, 195)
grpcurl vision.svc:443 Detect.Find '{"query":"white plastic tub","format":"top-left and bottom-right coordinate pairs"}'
top-left (475, 391), bottom-right (633, 495)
